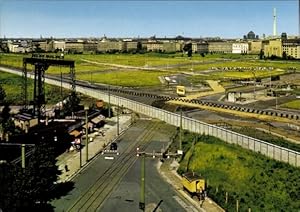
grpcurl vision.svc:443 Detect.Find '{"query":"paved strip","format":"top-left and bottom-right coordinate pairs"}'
top-left (67, 121), bottom-right (162, 212)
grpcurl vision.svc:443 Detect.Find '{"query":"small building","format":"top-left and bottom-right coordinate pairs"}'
top-left (13, 113), bottom-right (38, 133)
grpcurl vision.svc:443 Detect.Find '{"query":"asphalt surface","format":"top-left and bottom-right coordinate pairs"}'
top-left (51, 120), bottom-right (191, 212)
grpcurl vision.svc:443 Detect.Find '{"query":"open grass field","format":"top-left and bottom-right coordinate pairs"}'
top-left (178, 133), bottom-right (300, 212)
top-left (281, 99), bottom-right (300, 110)
top-left (79, 70), bottom-right (170, 87)
top-left (0, 53), bottom-right (298, 87)
top-left (0, 71), bottom-right (69, 105)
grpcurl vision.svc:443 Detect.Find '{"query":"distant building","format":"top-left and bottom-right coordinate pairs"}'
top-left (243, 31), bottom-right (259, 40)
top-left (53, 41), bottom-right (66, 51)
top-left (146, 41), bottom-right (163, 52)
top-left (232, 43), bottom-right (249, 54)
top-left (264, 39), bottom-right (282, 58)
top-left (208, 41), bottom-right (232, 53)
top-left (83, 41), bottom-right (97, 52)
top-left (97, 40), bottom-right (125, 52)
top-left (65, 41), bottom-right (84, 53)
top-left (191, 42), bottom-right (209, 54)
top-left (281, 32), bottom-right (287, 40)
top-left (248, 40), bottom-right (263, 54)
top-left (282, 39), bottom-right (300, 59)
top-left (125, 41), bottom-right (138, 52)
top-left (197, 42), bottom-right (209, 54)
top-left (162, 42), bottom-right (176, 53)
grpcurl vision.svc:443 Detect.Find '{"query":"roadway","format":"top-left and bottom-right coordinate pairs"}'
top-left (51, 119), bottom-right (197, 212)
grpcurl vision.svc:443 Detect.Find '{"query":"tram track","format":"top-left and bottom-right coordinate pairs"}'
top-left (67, 120), bottom-right (162, 212)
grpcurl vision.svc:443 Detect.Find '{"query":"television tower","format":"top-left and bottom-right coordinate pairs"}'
top-left (299, 0), bottom-right (300, 37)
top-left (273, 8), bottom-right (277, 37)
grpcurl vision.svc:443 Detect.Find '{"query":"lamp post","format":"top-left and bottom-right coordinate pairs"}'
top-left (139, 154), bottom-right (145, 211)
top-left (21, 144), bottom-right (25, 169)
top-left (252, 71), bottom-right (256, 100)
top-left (85, 106), bottom-right (89, 162)
top-left (108, 85), bottom-right (111, 118)
top-left (179, 107), bottom-right (183, 151)
top-left (117, 100), bottom-right (120, 136)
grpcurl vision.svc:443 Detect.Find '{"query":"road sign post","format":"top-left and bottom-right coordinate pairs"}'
top-left (139, 155), bottom-right (145, 211)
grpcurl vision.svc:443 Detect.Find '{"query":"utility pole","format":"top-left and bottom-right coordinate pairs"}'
top-left (79, 141), bottom-right (82, 167)
top-left (85, 108), bottom-right (89, 162)
top-left (117, 102), bottom-right (120, 136)
top-left (21, 144), bottom-right (25, 169)
top-left (108, 85), bottom-right (111, 118)
top-left (179, 108), bottom-right (183, 151)
top-left (60, 71), bottom-right (63, 97)
top-left (139, 155), bottom-right (145, 211)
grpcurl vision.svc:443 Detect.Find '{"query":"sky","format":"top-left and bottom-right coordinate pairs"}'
top-left (0, 0), bottom-right (298, 38)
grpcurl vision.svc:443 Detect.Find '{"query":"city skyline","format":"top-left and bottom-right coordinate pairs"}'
top-left (0, 0), bottom-right (298, 38)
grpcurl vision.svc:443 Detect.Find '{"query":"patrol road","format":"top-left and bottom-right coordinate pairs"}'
top-left (51, 119), bottom-right (195, 212)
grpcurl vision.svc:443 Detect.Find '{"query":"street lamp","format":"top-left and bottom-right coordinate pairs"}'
top-left (85, 106), bottom-right (89, 162)
top-left (251, 71), bottom-right (256, 100)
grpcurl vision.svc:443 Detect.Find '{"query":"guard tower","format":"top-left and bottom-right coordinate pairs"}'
top-left (22, 54), bottom-right (76, 122)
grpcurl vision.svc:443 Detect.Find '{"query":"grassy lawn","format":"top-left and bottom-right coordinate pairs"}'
top-left (281, 99), bottom-right (300, 110)
top-left (0, 53), bottom-right (298, 87)
top-left (0, 71), bottom-right (69, 105)
top-left (78, 70), bottom-right (170, 87)
top-left (178, 133), bottom-right (300, 212)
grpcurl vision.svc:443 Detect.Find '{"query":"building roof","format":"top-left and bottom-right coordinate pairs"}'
top-left (182, 172), bottom-right (204, 182)
top-left (69, 130), bottom-right (81, 137)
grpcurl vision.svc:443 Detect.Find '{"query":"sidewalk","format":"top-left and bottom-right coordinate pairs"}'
top-left (55, 114), bottom-right (132, 183)
top-left (158, 160), bottom-right (224, 212)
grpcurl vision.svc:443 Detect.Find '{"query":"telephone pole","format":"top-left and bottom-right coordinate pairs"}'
top-left (139, 155), bottom-right (145, 211)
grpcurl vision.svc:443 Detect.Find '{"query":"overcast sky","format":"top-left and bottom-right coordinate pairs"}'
top-left (0, 0), bottom-right (298, 38)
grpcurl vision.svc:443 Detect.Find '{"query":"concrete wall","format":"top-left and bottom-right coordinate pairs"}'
top-left (68, 83), bottom-right (299, 167)
top-left (1, 66), bottom-right (299, 167)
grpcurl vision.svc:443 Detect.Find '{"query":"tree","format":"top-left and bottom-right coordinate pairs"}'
top-left (25, 141), bottom-right (61, 205)
top-left (62, 92), bottom-right (81, 115)
top-left (0, 85), bottom-right (6, 104)
top-left (259, 49), bottom-right (264, 60)
top-left (282, 51), bottom-right (287, 60)
top-left (137, 42), bottom-right (142, 53)
top-left (1, 104), bottom-right (15, 135)
top-left (183, 43), bottom-right (193, 58)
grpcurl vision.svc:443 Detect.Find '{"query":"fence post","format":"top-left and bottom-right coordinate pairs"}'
top-left (236, 199), bottom-right (239, 212)
top-left (225, 192), bottom-right (228, 204)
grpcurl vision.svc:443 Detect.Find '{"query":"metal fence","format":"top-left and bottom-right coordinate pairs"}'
top-left (30, 77), bottom-right (300, 167)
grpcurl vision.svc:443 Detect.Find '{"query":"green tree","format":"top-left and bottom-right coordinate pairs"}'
top-left (0, 85), bottom-right (6, 104)
top-left (1, 104), bottom-right (15, 135)
top-left (0, 141), bottom-right (61, 211)
top-left (62, 92), bottom-right (81, 115)
top-left (25, 141), bottom-right (61, 205)
top-left (282, 51), bottom-right (287, 60)
top-left (259, 49), bottom-right (264, 59)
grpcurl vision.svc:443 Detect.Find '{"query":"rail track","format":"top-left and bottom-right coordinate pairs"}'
top-left (54, 74), bottom-right (300, 121)
top-left (1, 65), bottom-right (299, 121)
top-left (67, 120), bottom-right (162, 212)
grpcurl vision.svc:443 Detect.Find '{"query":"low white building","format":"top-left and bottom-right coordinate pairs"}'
top-left (232, 43), bottom-right (249, 54)
top-left (53, 41), bottom-right (66, 51)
